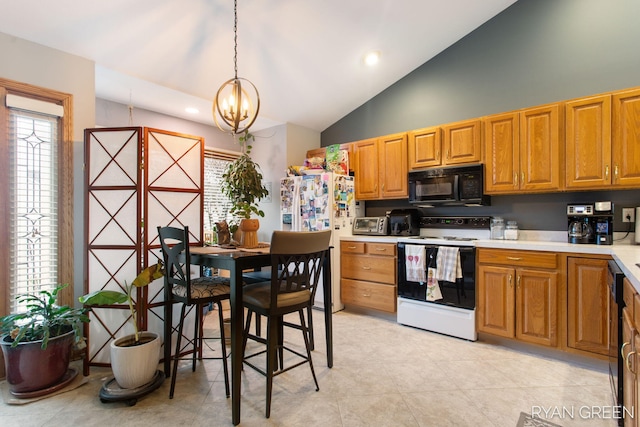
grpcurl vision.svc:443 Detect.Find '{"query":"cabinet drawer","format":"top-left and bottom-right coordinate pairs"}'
top-left (341, 253), bottom-right (396, 284)
top-left (478, 249), bottom-right (557, 269)
top-left (341, 279), bottom-right (396, 312)
top-left (365, 242), bottom-right (396, 256)
top-left (341, 241), bottom-right (366, 254)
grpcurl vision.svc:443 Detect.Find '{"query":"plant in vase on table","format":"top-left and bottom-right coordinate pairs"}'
top-left (0, 283), bottom-right (90, 396)
top-left (221, 131), bottom-right (269, 248)
top-left (79, 261), bottom-right (165, 389)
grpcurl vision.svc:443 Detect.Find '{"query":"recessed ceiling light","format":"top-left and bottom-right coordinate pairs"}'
top-left (185, 107), bottom-right (199, 114)
top-left (364, 50), bottom-right (381, 66)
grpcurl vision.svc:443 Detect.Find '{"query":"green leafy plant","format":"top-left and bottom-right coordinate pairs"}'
top-left (79, 261), bottom-right (165, 344)
top-left (0, 284), bottom-right (90, 349)
top-left (221, 131), bottom-right (269, 219)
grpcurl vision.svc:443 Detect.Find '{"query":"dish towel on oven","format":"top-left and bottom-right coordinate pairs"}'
top-left (435, 246), bottom-right (462, 282)
top-left (404, 245), bottom-right (426, 283)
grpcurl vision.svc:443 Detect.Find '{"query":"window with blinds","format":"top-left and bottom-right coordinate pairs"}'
top-left (8, 108), bottom-right (60, 312)
top-left (203, 149), bottom-right (240, 236)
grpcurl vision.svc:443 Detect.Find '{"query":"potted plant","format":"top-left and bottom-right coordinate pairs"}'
top-left (221, 131), bottom-right (269, 248)
top-left (0, 283), bottom-right (90, 395)
top-left (79, 261), bottom-right (165, 389)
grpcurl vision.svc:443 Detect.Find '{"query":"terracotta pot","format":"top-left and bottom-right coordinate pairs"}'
top-left (240, 218), bottom-right (260, 248)
top-left (0, 329), bottom-right (74, 394)
top-left (110, 332), bottom-right (160, 389)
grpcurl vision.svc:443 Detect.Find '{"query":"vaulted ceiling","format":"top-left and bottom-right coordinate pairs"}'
top-left (0, 0), bottom-right (517, 131)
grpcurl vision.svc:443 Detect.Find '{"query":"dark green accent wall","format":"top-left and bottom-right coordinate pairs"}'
top-left (320, 0), bottom-right (640, 231)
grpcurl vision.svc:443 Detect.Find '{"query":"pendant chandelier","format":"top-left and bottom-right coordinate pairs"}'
top-left (213, 0), bottom-right (260, 135)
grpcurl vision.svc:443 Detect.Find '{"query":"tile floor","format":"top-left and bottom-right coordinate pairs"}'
top-left (0, 308), bottom-right (621, 426)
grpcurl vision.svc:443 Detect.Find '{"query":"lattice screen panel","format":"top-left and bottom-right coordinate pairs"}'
top-left (84, 127), bottom-right (203, 370)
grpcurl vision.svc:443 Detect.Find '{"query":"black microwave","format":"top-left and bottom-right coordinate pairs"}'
top-left (408, 164), bottom-right (490, 207)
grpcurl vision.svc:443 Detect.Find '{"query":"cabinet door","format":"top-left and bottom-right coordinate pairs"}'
top-left (515, 268), bottom-right (558, 347)
top-left (622, 308), bottom-right (636, 427)
top-left (378, 133), bottom-right (408, 199)
top-left (353, 138), bottom-right (379, 200)
top-left (519, 103), bottom-right (564, 192)
top-left (565, 95), bottom-right (612, 189)
top-left (442, 119), bottom-right (482, 165)
top-left (408, 126), bottom-right (441, 169)
top-left (483, 112), bottom-right (520, 193)
top-left (567, 257), bottom-right (609, 355)
top-left (613, 88), bottom-right (640, 188)
top-left (477, 265), bottom-right (515, 338)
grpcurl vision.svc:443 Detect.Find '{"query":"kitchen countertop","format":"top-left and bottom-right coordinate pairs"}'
top-left (341, 232), bottom-right (640, 292)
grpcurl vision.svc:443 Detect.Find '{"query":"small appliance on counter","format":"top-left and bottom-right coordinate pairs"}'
top-left (567, 201), bottom-right (613, 245)
top-left (352, 216), bottom-right (389, 236)
top-left (388, 208), bottom-right (420, 236)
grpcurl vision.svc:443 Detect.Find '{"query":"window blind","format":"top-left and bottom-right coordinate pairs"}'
top-left (8, 108), bottom-right (59, 311)
top-left (203, 148), bottom-right (240, 234)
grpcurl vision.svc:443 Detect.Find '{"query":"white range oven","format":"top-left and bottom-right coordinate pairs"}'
top-left (396, 216), bottom-right (491, 341)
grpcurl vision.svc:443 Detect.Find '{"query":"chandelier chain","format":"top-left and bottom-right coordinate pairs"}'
top-left (233, 0), bottom-right (238, 79)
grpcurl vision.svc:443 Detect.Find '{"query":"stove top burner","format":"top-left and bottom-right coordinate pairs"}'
top-left (443, 236), bottom-right (477, 241)
top-left (410, 236), bottom-right (477, 241)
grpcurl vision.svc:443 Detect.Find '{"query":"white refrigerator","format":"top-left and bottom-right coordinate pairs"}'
top-left (280, 172), bottom-right (363, 312)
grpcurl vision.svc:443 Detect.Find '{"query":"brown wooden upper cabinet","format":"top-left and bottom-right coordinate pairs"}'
top-left (484, 103), bottom-right (563, 194)
top-left (353, 133), bottom-right (408, 200)
top-left (407, 126), bottom-right (442, 169)
top-left (408, 120), bottom-right (481, 169)
top-left (565, 88), bottom-right (640, 190)
top-left (442, 119), bottom-right (482, 166)
top-left (613, 88), bottom-right (640, 188)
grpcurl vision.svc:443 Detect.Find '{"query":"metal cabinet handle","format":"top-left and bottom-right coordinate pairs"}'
top-left (615, 165), bottom-right (619, 179)
top-left (347, 245), bottom-right (357, 249)
top-left (605, 165), bottom-right (609, 178)
top-left (621, 341), bottom-right (631, 359)
top-left (621, 341), bottom-right (632, 373)
top-left (517, 275), bottom-right (521, 289)
top-left (362, 266), bottom-right (372, 270)
top-left (507, 257), bottom-right (522, 261)
top-left (514, 173), bottom-right (518, 186)
top-left (508, 274), bottom-right (513, 288)
top-left (375, 247), bottom-right (387, 252)
top-left (521, 172), bottom-right (525, 184)
top-left (626, 351), bottom-right (637, 375)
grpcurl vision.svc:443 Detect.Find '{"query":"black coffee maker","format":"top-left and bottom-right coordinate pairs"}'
top-left (567, 202), bottom-right (613, 245)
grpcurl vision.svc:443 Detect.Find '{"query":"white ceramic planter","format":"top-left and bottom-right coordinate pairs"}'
top-left (110, 332), bottom-right (160, 389)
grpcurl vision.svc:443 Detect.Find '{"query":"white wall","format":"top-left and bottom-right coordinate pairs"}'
top-left (252, 123), bottom-right (321, 241)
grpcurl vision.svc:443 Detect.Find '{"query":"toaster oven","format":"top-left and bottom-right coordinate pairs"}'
top-left (352, 217), bottom-right (389, 235)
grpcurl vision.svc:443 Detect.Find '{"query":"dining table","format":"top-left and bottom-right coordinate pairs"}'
top-left (181, 244), bottom-right (334, 426)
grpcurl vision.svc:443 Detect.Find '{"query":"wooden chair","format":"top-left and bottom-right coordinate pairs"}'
top-left (158, 225), bottom-right (231, 399)
top-left (241, 230), bottom-right (331, 418)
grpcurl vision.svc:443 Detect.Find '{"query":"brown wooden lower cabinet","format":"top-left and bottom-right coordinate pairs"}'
top-left (567, 257), bottom-right (610, 356)
top-left (477, 251), bottom-right (558, 347)
top-left (340, 241), bottom-right (397, 313)
top-left (622, 280), bottom-right (639, 426)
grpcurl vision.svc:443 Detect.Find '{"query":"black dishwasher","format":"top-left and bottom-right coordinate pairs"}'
top-left (608, 259), bottom-right (625, 424)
